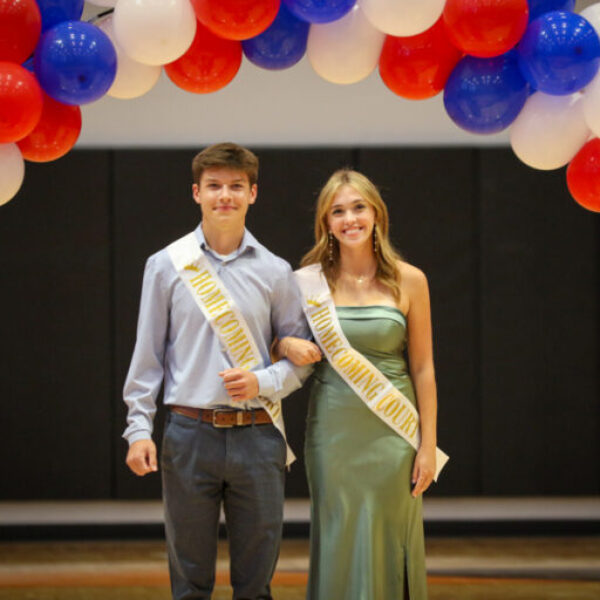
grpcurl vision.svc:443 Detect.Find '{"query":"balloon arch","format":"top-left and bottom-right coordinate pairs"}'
top-left (2, 0), bottom-right (600, 212)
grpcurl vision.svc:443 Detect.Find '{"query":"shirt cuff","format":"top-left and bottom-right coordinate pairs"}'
top-left (125, 430), bottom-right (153, 446)
top-left (254, 368), bottom-right (276, 398)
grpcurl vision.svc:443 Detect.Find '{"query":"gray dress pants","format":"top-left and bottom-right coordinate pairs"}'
top-left (161, 410), bottom-right (287, 600)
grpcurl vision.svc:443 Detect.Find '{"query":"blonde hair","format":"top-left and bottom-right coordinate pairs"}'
top-left (301, 169), bottom-right (403, 301)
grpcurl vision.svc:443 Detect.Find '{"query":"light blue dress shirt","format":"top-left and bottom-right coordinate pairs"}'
top-left (123, 224), bottom-right (311, 445)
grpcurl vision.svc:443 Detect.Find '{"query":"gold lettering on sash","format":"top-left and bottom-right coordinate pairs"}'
top-left (185, 277), bottom-right (255, 370)
top-left (235, 346), bottom-right (254, 370)
top-left (364, 381), bottom-right (384, 401)
top-left (375, 391), bottom-right (396, 411)
top-left (204, 290), bottom-right (228, 315)
top-left (215, 310), bottom-right (234, 325)
top-left (307, 295), bottom-right (323, 307)
top-left (323, 336), bottom-right (342, 354)
top-left (391, 404), bottom-right (408, 424)
top-left (220, 317), bottom-right (239, 334)
top-left (311, 306), bottom-right (332, 330)
top-left (226, 327), bottom-right (248, 351)
top-left (211, 311), bottom-right (254, 368)
top-left (336, 353), bottom-right (354, 369)
top-left (383, 398), bottom-right (401, 418)
top-left (262, 398), bottom-right (281, 420)
top-left (223, 328), bottom-right (254, 369)
top-left (190, 270), bottom-right (213, 291)
top-left (400, 415), bottom-right (419, 437)
top-left (309, 306), bottom-right (347, 357)
top-left (319, 324), bottom-right (337, 344)
top-left (330, 347), bottom-right (346, 361)
top-left (400, 413), bottom-right (418, 438)
top-left (345, 359), bottom-right (370, 386)
top-left (190, 271), bottom-right (230, 316)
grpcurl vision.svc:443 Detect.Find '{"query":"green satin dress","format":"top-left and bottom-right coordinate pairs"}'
top-left (305, 305), bottom-right (427, 600)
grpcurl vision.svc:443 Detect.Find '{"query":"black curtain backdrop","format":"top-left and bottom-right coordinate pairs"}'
top-left (0, 147), bottom-right (597, 500)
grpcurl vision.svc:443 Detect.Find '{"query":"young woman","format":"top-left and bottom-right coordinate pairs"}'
top-left (280, 169), bottom-right (439, 599)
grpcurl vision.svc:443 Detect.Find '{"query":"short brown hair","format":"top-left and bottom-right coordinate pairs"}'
top-left (192, 142), bottom-right (259, 186)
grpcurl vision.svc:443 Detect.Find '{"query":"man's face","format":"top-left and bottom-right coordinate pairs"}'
top-left (193, 167), bottom-right (257, 230)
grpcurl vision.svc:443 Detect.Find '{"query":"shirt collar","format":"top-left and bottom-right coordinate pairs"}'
top-left (194, 222), bottom-right (258, 261)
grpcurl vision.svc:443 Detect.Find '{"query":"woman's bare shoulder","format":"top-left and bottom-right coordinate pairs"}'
top-left (397, 260), bottom-right (428, 287)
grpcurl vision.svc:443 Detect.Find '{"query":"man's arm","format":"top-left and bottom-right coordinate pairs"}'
top-left (253, 265), bottom-right (314, 400)
top-left (123, 254), bottom-right (169, 475)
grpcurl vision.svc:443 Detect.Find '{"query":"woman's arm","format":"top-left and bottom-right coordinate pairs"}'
top-left (403, 263), bottom-right (438, 497)
top-left (273, 336), bottom-right (322, 366)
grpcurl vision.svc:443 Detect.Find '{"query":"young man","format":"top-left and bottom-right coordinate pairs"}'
top-left (123, 143), bottom-right (316, 600)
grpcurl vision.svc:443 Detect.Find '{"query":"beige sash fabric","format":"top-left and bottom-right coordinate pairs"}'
top-left (168, 232), bottom-right (294, 465)
top-left (295, 264), bottom-right (448, 480)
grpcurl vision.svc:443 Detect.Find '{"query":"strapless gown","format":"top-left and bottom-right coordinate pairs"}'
top-left (305, 306), bottom-right (427, 600)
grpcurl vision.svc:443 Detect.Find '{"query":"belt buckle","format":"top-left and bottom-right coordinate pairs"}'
top-left (212, 408), bottom-right (244, 428)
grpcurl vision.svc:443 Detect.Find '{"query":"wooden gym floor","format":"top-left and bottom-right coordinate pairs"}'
top-left (1, 498), bottom-right (598, 599)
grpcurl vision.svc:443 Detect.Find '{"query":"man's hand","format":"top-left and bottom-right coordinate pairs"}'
top-left (126, 439), bottom-right (158, 476)
top-left (219, 368), bottom-right (259, 402)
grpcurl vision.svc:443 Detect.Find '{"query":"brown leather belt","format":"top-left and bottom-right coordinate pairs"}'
top-left (170, 405), bottom-right (271, 428)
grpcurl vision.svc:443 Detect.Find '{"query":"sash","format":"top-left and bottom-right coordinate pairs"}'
top-left (295, 264), bottom-right (448, 480)
top-left (168, 232), bottom-right (295, 465)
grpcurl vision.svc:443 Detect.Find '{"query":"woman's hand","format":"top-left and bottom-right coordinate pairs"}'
top-left (411, 445), bottom-right (436, 498)
top-left (278, 336), bottom-right (322, 366)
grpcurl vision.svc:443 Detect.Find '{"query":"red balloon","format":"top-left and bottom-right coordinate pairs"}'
top-left (191, 0), bottom-right (279, 41)
top-left (0, 0), bottom-right (41, 63)
top-left (566, 138), bottom-right (600, 213)
top-left (17, 93), bottom-right (81, 162)
top-left (443, 0), bottom-right (529, 58)
top-left (164, 23), bottom-right (242, 94)
top-left (0, 61), bottom-right (43, 143)
top-left (379, 18), bottom-right (463, 101)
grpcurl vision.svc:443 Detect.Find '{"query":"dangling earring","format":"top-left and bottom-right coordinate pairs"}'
top-left (373, 225), bottom-right (379, 254)
top-left (328, 231), bottom-right (334, 264)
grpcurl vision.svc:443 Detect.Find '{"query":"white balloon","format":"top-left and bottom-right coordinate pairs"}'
top-left (307, 4), bottom-right (385, 85)
top-left (97, 16), bottom-right (161, 99)
top-left (360, 0), bottom-right (445, 37)
top-left (0, 144), bottom-right (25, 206)
top-left (582, 69), bottom-right (600, 137)
top-left (510, 92), bottom-right (590, 170)
top-left (580, 4), bottom-right (600, 36)
top-left (113, 0), bottom-right (197, 66)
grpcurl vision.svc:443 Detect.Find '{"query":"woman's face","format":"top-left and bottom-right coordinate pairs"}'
top-left (327, 185), bottom-right (376, 252)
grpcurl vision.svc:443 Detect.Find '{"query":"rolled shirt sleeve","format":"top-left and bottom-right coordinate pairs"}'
top-left (253, 265), bottom-right (313, 400)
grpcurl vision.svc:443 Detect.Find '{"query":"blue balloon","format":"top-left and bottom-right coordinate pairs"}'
top-left (527, 0), bottom-right (575, 22)
top-left (21, 57), bottom-right (35, 74)
top-left (36, 0), bottom-right (85, 32)
top-left (518, 11), bottom-right (600, 95)
top-left (282, 0), bottom-right (355, 24)
top-left (242, 4), bottom-right (309, 70)
top-left (34, 21), bottom-right (117, 105)
top-left (444, 51), bottom-right (529, 134)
